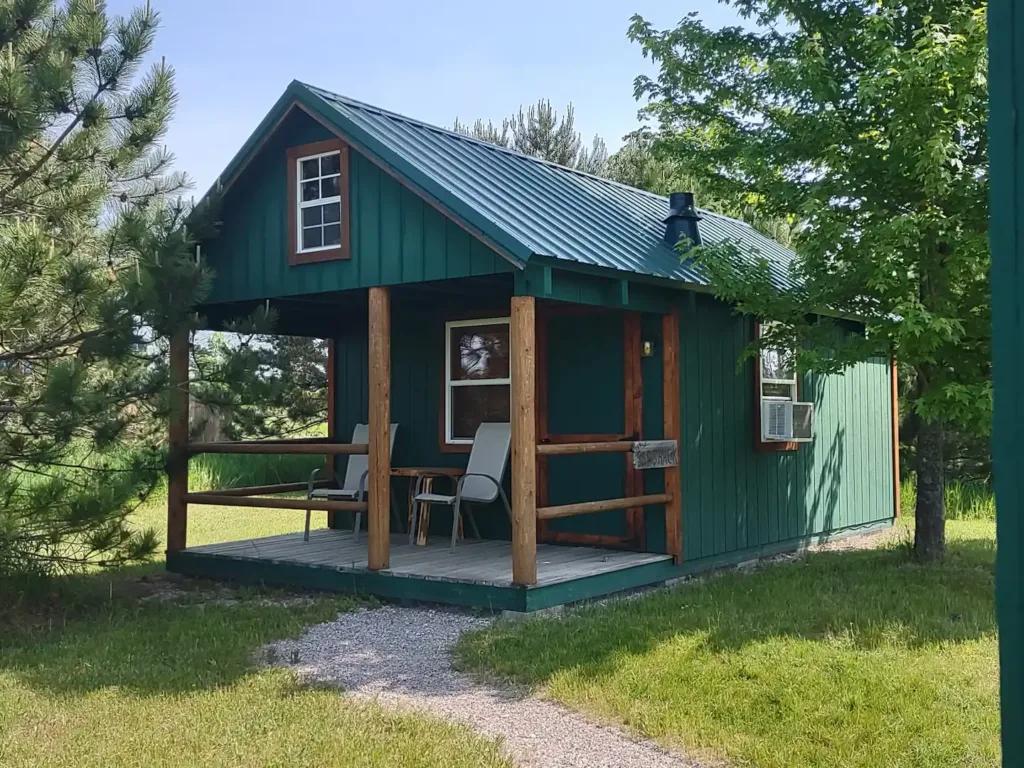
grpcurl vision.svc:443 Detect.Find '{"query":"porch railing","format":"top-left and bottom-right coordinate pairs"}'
top-left (533, 440), bottom-right (673, 520)
top-left (181, 438), bottom-right (369, 513)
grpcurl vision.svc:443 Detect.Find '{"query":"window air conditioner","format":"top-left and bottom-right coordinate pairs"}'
top-left (761, 400), bottom-right (815, 442)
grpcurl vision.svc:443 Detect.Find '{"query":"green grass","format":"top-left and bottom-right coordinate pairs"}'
top-left (0, 492), bottom-right (510, 768)
top-left (900, 474), bottom-right (995, 520)
top-left (188, 452), bottom-right (328, 492)
top-left (185, 422), bottom-right (331, 492)
top-left (455, 519), bottom-right (999, 768)
top-left (132, 495), bottom-right (333, 556)
top-left (0, 577), bottom-right (511, 767)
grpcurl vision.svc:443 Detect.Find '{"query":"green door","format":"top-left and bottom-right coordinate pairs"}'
top-left (539, 308), bottom-right (642, 547)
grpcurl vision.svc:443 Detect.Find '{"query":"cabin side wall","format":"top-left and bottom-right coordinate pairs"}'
top-left (329, 286), bottom-right (894, 558)
top-left (640, 291), bottom-right (895, 562)
top-left (203, 109), bottom-right (514, 305)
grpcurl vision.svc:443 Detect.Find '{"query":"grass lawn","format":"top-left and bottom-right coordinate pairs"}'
top-left (456, 519), bottom-right (1000, 768)
top-left (0, 498), bottom-right (510, 768)
top-left (131, 493), bottom-right (335, 556)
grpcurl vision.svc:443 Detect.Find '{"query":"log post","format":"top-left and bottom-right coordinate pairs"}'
top-left (510, 296), bottom-right (538, 585)
top-left (367, 287), bottom-right (391, 570)
top-left (167, 328), bottom-right (189, 553)
top-left (662, 309), bottom-right (683, 563)
top-left (326, 338), bottom-right (337, 529)
top-left (327, 338), bottom-right (336, 441)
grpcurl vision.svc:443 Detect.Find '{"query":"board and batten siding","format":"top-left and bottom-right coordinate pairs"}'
top-left (204, 109), bottom-right (514, 305)
top-left (670, 292), bottom-right (895, 563)
top-left (330, 301), bottom-right (514, 541)
top-left (328, 289), bottom-right (893, 558)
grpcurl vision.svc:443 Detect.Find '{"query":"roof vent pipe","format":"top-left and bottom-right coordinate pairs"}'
top-left (664, 191), bottom-right (702, 249)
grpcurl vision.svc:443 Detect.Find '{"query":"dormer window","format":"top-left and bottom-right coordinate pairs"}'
top-left (299, 151), bottom-right (342, 251)
top-left (287, 139), bottom-right (350, 264)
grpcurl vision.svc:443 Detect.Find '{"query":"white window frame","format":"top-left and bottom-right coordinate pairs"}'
top-left (760, 358), bottom-right (798, 402)
top-left (296, 149), bottom-right (342, 255)
top-left (758, 322), bottom-right (798, 404)
top-left (444, 317), bottom-right (511, 445)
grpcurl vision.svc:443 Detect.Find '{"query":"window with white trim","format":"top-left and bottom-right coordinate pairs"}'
top-left (755, 320), bottom-right (804, 450)
top-left (297, 150), bottom-right (342, 253)
top-left (445, 318), bottom-right (511, 444)
top-left (759, 333), bottom-right (798, 403)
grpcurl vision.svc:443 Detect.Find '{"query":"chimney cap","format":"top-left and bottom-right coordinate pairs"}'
top-left (664, 191), bottom-right (702, 248)
top-left (668, 191), bottom-right (700, 219)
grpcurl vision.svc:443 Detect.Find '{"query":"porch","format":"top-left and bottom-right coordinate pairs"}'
top-left (168, 528), bottom-right (676, 612)
top-left (165, 275), bottom-right (684, 610)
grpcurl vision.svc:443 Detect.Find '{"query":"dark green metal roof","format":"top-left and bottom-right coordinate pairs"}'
top-left (214, 80), bottom-right (799, 290)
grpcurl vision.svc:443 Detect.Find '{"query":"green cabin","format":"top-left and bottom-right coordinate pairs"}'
top-left (165, 81), bottom-right (899, 612)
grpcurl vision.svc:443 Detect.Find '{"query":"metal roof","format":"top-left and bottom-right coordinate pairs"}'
top-left (223, 80), bottom-right (800, 290)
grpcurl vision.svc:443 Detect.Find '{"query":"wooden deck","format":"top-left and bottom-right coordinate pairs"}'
top-left (183, 529), bottom-right (673, 588)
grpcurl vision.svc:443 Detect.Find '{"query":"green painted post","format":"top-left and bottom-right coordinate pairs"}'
top-left (989, 1), bottom-right (1024, 761)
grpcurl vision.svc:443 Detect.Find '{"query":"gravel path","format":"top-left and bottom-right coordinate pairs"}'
top-left (267, 605), bottom-right (699, 768)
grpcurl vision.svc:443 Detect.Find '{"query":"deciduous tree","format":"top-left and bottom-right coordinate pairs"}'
top-left (605, 130), bottom-right (795, 246)
top-left (629, 0), bottom-right (989, 559)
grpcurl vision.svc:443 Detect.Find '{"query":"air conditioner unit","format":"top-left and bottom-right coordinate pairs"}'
top-left (791, 402), bottom-right (814, 441)
top-left (761, 400), bottom-right (815, 442)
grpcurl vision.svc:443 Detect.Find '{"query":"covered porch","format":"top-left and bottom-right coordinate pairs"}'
top-left (165, 274), bottom-right (684, 610)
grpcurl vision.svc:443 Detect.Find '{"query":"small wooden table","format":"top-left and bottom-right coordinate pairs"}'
top-left (391, 467), bottom-right (465, 545)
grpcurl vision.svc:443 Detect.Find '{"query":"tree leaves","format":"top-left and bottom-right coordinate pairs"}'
top-left (630, 0), bottom-right (990, 554)
top-left (629, 0), bottom-right (990, 437)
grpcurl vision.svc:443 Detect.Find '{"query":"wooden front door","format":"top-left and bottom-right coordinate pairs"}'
top-left (536, 304), bottom-right (644, 550)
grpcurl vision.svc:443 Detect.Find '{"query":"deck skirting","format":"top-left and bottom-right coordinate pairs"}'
top-left (167, 520), bottom-right (892, 611)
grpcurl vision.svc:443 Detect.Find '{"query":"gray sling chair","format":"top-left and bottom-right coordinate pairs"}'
top-left (410, 422), bottom-right (512, 550)
top-left (305, 422), bottom-right (399, 541)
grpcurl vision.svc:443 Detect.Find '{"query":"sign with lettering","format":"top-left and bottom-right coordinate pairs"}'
top-left (632, 440), bottom-right (678, 470)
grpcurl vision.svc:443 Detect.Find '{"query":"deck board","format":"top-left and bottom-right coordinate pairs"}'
top-left (185, 529), bottom-right (672, 587)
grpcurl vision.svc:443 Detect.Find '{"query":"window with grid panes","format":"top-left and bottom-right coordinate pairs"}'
top-left (297, 151), bottom-right (342, 253)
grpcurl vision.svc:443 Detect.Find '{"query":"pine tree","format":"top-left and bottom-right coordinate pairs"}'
top-left (192, 331), bottom-right (328, 440)
top-left (453, 99), bottom-right (608, 174)
top-left (576, 134), bottom-right (609, 176)
top-left (451, 117), bottom-right (510, 148)
top-left (0, 0), bottom-right (216, 578)
top-left (509, 99), bottom-right (581, 165)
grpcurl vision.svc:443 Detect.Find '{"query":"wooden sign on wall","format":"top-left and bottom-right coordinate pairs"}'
top-left (632, 440), bottom-right (678, 470)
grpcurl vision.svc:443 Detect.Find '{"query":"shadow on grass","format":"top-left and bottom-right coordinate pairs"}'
top-left (0, 563), bottom-right (354, 698)
top-left (455, 530), bottom-right (997, 687)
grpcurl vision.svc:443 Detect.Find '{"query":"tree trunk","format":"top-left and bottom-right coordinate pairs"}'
top-left (915, 417), bottom-right (946, 560)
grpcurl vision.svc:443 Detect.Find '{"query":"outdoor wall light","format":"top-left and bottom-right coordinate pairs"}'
top-left (641, 339), bottom-right (656, 358)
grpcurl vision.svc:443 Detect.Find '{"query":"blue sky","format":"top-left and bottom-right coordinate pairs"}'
top-left (106, 0), bottom-right (741, 194)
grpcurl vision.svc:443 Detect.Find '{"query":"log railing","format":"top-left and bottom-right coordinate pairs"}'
top-left (537, 493), bottom-right (673, 520)
top-left (534, 439), bottom-right (677, 527)
top-left (172, 439), bottom-right (369, 530)
top-left (184, 493), bottom-right (367, 513)
top-left (189, 480), bottom-right (333, 497)
top-left (535, 441), bottom-right (633, 456)
top-left (188, 440), bottom-right (367, 455)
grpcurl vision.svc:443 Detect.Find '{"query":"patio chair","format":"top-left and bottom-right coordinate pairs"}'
top-left (410, 422), bottom-right (512, 550)
top-left (305, 422), bottom-right (399, 541)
